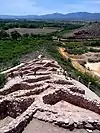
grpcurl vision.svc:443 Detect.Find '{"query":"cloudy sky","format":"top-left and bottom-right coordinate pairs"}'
top-left (0, 0), bottom-right (100, 15)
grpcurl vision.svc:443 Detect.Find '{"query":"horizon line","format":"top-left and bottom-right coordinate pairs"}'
top-left (0, 12), bottom-right (100, 16)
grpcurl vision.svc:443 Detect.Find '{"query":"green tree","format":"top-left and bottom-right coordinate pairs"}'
top-left (0, 74), bottom-right (6, 88)
top-left (0, 30), bottom-right (9, 39)
top-left (23, 33), bottom-right (30, 38)
top-left (12, 58), bottom-right (20, 67)
top-left (11, 30), bottom-right (21, 40)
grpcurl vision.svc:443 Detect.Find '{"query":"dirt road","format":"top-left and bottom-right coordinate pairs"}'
top-left (58, 46), bottom-right (99, 78)
top-left (58, 47), bottom-right (88, 73)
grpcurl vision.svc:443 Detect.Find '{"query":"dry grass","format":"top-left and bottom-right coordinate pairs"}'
top-left (6, 28), bottom-right (58, 35)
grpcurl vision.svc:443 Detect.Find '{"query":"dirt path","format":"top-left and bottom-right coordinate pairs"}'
top-left (58, 47), bottom-right (69, 60)
top-left (58, 45), bottom-right (100, 78)
top-left (23, 118), bottom-right (90, 133)
top-left (58, 47), bottom-right (88, 74)
top-left (72, 60), bottom-right (87, 73)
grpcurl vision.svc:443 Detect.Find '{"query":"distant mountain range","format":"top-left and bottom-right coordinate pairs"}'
top-left (0, 12), bottom-right (100, 21)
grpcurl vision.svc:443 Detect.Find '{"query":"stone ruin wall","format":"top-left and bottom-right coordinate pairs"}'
top-left (0, 97), bottom-right (34, 119)
top-left (43, 89), bottom-right (100, 115)
top-left (0, 58), bottom-right (100, 133)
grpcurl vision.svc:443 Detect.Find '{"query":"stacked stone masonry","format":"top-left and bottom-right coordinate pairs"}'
top-left (0, 57), bottom-right (100, 133)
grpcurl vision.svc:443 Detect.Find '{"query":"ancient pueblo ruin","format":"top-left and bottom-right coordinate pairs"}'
top-left (0, 57), bottom-right (100, 133)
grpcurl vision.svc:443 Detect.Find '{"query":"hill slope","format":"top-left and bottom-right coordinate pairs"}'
top-left (0, 12), bottom-right (100, 21)
top-left (72, 22), bottom-right (100, 39)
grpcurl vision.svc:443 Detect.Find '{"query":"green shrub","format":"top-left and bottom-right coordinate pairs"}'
top-left (12, 58), bottom-right (20, 67)
top-left (0, 74), bottom-right (6, 88)
top-left (90, 41), bottom-right (100, 46)
top-left (89, 48), bottom-right (100, 52)
top-left (11, 30), bottom-right (21, 40)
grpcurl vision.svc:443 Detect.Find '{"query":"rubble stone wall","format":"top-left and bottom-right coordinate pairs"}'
top-left (0, 84), bottom-right (21, 95)
top-left (7, 98), bottom-right (35, 118)
top-left (0, 97), bottom-right (34, 119)
top-left (0, 100), bottom-right (9, 119)
top-left (24, 76), bottom-right (51, 83)
top-left (0, 58), bottom-right (100, 133)
top-left (43, 89), bottom-right (100, 115)
top-left (61, 90), bottom-right (100, 115)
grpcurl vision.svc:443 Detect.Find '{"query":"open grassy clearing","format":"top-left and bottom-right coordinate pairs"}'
top-left (6, 28), bottom-right (59, 35)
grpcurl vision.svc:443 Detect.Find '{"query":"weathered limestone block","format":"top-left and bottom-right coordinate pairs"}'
top-left (95, 122), bottom-right (100, 130)
top-left (7, 98), bottom-right (34, 118)
top-left (66, 119), bottom-right (75, 131)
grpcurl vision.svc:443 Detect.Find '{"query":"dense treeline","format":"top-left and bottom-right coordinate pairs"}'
top-left (0, 20), bottom-right (83, 30)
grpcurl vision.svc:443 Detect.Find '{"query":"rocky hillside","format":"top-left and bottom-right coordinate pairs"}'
top-left (0, 57), bottom-right (100, 133)
top-left (72, 23), bottom-right (100, 39)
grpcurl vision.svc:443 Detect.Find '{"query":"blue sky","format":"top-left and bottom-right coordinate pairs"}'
top-left (0, 0), bottom-right (100, 15)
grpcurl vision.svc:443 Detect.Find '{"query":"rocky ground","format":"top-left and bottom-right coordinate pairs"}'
top-left (83, 52), bottom-right (100, 63)
top-left (0, 57), bottom-right (100, 133)
top-left (23, 118), bottom-right (100, 133)
top-left (71, 23), bottom-right (100, 39)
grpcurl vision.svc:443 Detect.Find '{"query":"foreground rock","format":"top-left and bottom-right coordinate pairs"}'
top-left (0, 57), bottom-right (100, 133)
